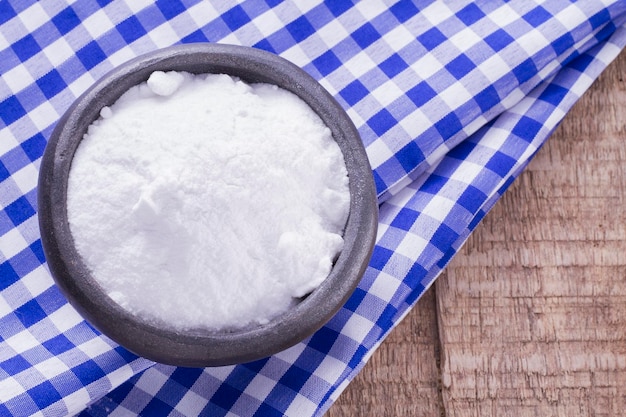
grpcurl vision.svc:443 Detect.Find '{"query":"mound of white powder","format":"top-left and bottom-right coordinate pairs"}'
top-left (67, 71), bottom-right (350, 331)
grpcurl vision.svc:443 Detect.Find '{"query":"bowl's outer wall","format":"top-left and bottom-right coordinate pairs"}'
top-left (38, 44), bottom-right (378, 367)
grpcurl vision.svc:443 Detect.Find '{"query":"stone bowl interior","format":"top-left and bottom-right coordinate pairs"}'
top-left (38, 43), bottom-right (378, 367)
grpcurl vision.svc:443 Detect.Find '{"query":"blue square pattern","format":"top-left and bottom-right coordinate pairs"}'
top-left (14, 299), bottom-right (48, 328)
top-left (311, 49), bottom-right (342, 76)
top-left (512, 58), bottom-right (538, 84)
top-left (307, 326), bottom-right (341, 355)
top-left (285, 15), bottom-right (316, 42)
top-left (75, 40), bottom-right (107, 70)
top-left (141, 397), bottom-right (174, 416)
top-left (252, 38), bottom-right (276, 53)
top-left (369, 245), bottom-right (394, 271)
top-left (4, 195), bottom-right (36, 227)
top-left (42, 334), bottom-right (76, 356)
top-left (512, 115), bottom-right (544, 142)
top-left (474, 85), bottom-right (501, 112)
top-left (11, 34), bottom-right (40, 62)
top-left (1, 355), bottom-right (31, 375)
top-left (324, 0), bottom-right (353, 18)
top-left (594, 20), bottom-right (618, 45)
top-left (434, 112), bottom-right (463, 140)
top-left (379, 53), bottom-right (408, 78)
top-left (0, 1), bottom-right (17, 24)
top-left (252, 403), bottom-right (283, 417)
top-left (552, 32), bottom-right (575, 55)
top-left (182, 29), bottom-right (210, 44)
top-left (339, 79), bottom-right (369, 106)
top-left (367, 108), bottom-right (397, 136)
top-left (0, 95), bottom-right (27, 125)
top-left (445, 53), bottom-right (475, 79)
top-left (116, 15), bottom-right (148, 44)
top-left (71, 360), bottom-right (107, 386)
top-left (20, 133), bottom-right (47, 162)
top-left (344, 287), bottom-right (367, 313)
top-left (210, 384), bottom-right (243, 413)
top-left (417, 27), bottom-right (447, 49)
top-left (221, 4), bottom-right (251, 31)
top-left (389, 206), bottom-right (420, 231)
top-left (51, 6), bottom-right (81, 34)
top-left (169, 367), bottom-right (204, 390)
top-left (0, 161), bottom-right (10, 181)
top-left (351, 22), bottom-right (379, 49)
top-left (590, 8), bottom-right (611, 30)
top-left (455, 3), bottom-right (485, 25)
top-left (538, 83), bottom-right (569, 107)
top-left (389, 0), bottom-right (421, 23)
top-left (0, 261), bottom-right (20, 290)
top-left (155, 0), bottom-right (186, 20)
top-left (457, 184), bottom-right (488, 214)
top-left (406, 81), bottom-right (438, 107)
top-left (430, 222), bottom-right (459, 254)
top-left (523, 5), bottom-right (552, 27)
top-left (395, 141), bottom-right (425, 173)
top-left (36, 69), bottom-right (66, 100)
top-left (403, 262), bottom-right (428, 302)
top-left (421, 173), bottom-right (448, 196)
top-left (29, 380), bottom-right (63, 409)
top-left (484, 28), bottom-right (515, 52)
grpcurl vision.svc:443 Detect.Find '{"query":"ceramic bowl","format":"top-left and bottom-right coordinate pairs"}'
top-left (38, 43), bottom-right (378, 367)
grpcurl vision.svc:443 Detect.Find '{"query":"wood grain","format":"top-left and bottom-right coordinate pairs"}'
top-left (328, 49), bottom-right (626, 417)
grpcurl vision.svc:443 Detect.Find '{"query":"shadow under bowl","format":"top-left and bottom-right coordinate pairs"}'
top-left (37, 43), bottom-right (378, 367)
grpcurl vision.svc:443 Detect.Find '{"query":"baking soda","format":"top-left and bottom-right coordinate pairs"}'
top-left (67, 71), bottom-right (350, 331)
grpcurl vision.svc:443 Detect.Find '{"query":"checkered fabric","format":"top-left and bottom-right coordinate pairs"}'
top-left (1, 1), bottom-right (625, 416)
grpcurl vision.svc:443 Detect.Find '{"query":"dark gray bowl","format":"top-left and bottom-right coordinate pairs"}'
top-left (38, 43), bottom-right (378, 367)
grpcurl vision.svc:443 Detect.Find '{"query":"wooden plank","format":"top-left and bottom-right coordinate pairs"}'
top-left (328, 48), bottom-right (626, 417)
top-left (436, 50), bottom-right (626, 416)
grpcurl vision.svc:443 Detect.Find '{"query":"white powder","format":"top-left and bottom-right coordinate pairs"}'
top-left (67, 71), bottom-right (350, 331)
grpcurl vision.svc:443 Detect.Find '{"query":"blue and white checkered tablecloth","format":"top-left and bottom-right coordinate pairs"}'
top-left (1, 1), bottom-right (625, 416)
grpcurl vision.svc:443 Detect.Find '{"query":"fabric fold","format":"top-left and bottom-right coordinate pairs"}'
top-left (1, 1), bottom-right (625, 416)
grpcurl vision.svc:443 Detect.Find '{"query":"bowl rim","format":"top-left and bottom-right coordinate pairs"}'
top-left (37, 43), bottom-right (378, 367)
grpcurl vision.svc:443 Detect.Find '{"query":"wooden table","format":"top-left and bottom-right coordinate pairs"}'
top-left (328, 49), bottom-right (626, 416)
